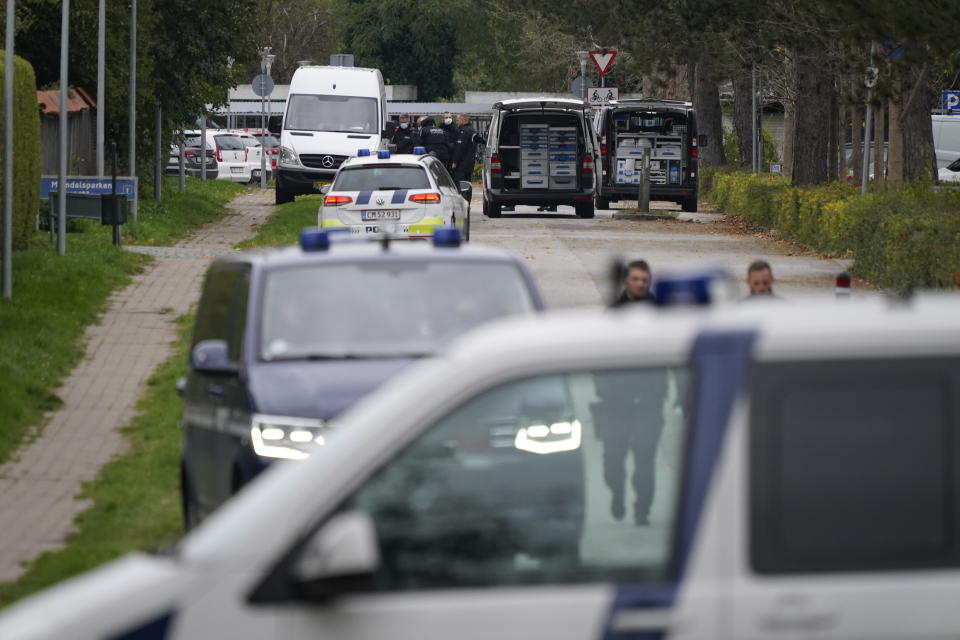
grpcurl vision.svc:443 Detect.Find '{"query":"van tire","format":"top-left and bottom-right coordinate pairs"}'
top-left (275, 187), bottom-right (294, 205)
top-left (484, 199), bottom-right (502, 218)
top-left (681, 196), bottom-right (698, 213)
top-left (596, 197), bottom-right (611, 210)
top-left (575, 201), bottom-right (595, 218)
top-left (181, 462), bottom-right (201, 531)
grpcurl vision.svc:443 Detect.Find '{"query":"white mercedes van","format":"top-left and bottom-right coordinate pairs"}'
top-left (276, 66), bottom-right (387, 205)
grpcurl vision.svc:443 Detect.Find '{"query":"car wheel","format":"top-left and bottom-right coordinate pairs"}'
top-left (596, 197), bottom-right (611, 210)
top-left (181, 462), bottom-right (202, 531)
top-left (681, 196), bottom-right (698, 213)
top-left (483, 198), bottom-right (501, 218)
top-left (575, 201), bottom-right (595, 218)
top-left (275, 186), bottom-right (294, 205)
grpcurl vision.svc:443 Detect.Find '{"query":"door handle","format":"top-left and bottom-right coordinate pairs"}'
top-left (761, 609), bottom-right (839, 632)
top-left (207, 383), bottom-right (225, 397)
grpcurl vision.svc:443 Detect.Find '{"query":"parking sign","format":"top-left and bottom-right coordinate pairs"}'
top-left (943, 91), bottom-right (960, 111)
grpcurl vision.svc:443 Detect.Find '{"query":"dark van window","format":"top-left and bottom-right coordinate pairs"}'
top-left (193, 264), bottom-right (250, 363)
top-left (750, 359), bottom-right (960, 574)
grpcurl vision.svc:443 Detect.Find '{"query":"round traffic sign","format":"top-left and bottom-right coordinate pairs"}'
top-left (251, 73), bottom-right (275, 97)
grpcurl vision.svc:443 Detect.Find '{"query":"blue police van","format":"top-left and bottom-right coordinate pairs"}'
top-left (179, 228), bottom-right (544, 527)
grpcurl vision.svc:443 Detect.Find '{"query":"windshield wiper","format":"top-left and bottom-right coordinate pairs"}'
top-left (267, 352), bottom-right (432, 362)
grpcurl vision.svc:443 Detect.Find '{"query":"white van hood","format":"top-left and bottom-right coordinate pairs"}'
top-left (282, 130), bottom-right (380, 157)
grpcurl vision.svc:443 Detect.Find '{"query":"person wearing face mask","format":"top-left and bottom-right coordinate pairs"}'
top-left (440, 111), bottom-right (455, 137)
top-left (391, 113), bottom-right (415, 154)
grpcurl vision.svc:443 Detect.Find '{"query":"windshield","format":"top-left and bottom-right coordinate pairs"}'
top-left (333, 166), bottom-right (430, 191)
top-left (284, 94), bottom-right (379, 133)
top-left (260, 262), bottom-right (533, 360)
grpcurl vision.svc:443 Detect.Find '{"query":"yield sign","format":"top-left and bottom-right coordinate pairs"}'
top-left (589, 50), bottom-right (617, 77)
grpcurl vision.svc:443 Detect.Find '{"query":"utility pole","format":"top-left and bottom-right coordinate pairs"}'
top-left (861, 43), bottom-right (877, 197)
top-left (57, 0), bottom-right (69, 255)
top-left (96, 0), bottom-right (105, 176)
top-left (3, 0), bottom-right (14, 297)
top-left (751, 65), bottom-right (758, 173)
top-left (154, 104), bottom-right (161, 200)
top-left (128, 0), bottom-right (138, 236)
top-left (576, 51), bottom-right (588, 102)
top-left (259, 47), bottom-right (274, 190)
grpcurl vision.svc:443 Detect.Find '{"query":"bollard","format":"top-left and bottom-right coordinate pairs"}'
top-left (836, 271), bottom-right (851, 299)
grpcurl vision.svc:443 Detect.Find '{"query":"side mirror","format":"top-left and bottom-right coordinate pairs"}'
top-left (458, 180), bottom-right (473, 202)
top-left (319, 184), bottom-right (331, 195)
top-left (699, 134), bottom-right (708, 148)
top-left (175, 377), bottom-right (187, 397)
top-left (293, 510), bottom-right (380, 600)
top-left (190, 339), bottom-right (237, 375)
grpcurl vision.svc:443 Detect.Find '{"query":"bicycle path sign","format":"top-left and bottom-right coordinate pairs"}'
top-left (588, 87), bottom-right (619, 108)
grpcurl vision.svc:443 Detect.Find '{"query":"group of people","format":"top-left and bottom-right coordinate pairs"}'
top-left (594, 258), bottom-right (780, 528)
top-left (389, 111), bottom-right (478, 182)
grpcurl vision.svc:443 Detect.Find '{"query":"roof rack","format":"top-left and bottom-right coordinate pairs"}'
top-left (608, 97), bottom-right (692, 106)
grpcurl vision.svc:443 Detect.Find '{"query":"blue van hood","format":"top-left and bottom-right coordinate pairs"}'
top-left (247, 358), bottom-right (417, 420)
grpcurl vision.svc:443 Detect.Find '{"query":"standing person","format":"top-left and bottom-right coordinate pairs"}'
top-left (417, 117), bottom-right (453, 168)
top-left (592, 257), bottom-right (666, 526)
top-left (391, 113), bottom-right (415, 154)
top-left (451, 113), bottom-right (477, 182)
top-left (744, 260), bottom-right (780, 298)
top-left (440, 111), bottom-right (455, 138)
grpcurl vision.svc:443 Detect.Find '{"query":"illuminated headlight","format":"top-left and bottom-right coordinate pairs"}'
top-left (251, 413), bottom-right (326, 460)
top-left (278, 146), bottom-right (300, 168)
top-left (515, 420), bottom-right (582, 455)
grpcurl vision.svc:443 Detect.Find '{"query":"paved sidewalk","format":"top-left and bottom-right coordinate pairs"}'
top-left (0, 190), bottom-right (273, 582)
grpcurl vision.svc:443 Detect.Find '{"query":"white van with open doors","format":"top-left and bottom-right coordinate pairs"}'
top-left (482, 98), bottom-right (599, 218)
top-left (276, 66), bottom-right (387, 205)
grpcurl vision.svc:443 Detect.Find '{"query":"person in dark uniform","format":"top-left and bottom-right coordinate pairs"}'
top-left (440, 111), bottom-right (455, 138)
top-left (592, 258), bottom-right (666, 526)
top-left (416, 117), bottom-right (453, 170)
top-left (390, 113), bottom-right (415, 154)
top-left (451, 113), bottom-right (477, 182)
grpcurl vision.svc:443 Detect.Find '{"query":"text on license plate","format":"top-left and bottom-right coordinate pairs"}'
top-left (361, 209), bottom-right (401, 221)
top-left (231, 167), bottom-right (243, 173)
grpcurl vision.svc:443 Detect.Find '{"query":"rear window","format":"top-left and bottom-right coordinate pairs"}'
top-left (333, 166), bottom-right (430, 191)
top-left (214, 135), bottom-right (244, 150)
top-left (238, 138), bottom-right (260, 147)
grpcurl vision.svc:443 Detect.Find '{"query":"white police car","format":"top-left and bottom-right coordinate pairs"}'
top-left (319, 148), bottom-right (472, 241)
top-left (4, 275), bottom-right (960, 639)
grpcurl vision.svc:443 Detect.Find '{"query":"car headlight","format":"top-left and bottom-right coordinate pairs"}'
top-left (278, 146), bottom-right (300, 168)
top-left (514, 419), bottom-right (582, 455)
top-left (250, 413), bottom-right (326, 460)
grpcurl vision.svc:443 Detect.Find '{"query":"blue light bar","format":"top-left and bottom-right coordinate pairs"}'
top-left (412, 146), bottom-right (426, 155)
top-left (432, 227), bottom-right (462, 248)
top-left (377, 150), bottom-right (391, 159)
top-left (357, 149), bottom-right (371, 157)
top-left (652, 269), bottom-right (729, 307)
top-left (300, 228), bottom-right (330, 252)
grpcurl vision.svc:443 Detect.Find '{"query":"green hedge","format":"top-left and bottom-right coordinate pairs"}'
top-left (0, 53), bottom-right (41, 251)
top-left (702, 168), bottom-right (960, 291)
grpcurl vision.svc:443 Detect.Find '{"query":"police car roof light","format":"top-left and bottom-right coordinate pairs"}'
top-left (412, 146), bottom-right (426, 155)
top-left (357, 149), bottom-right (371, 157)
top-left (377, 150), bottom-right (391, 159)
top-left (432, 227), bottom-right (462, 248)
top-left (300, 228), bottom-right (330, 252)
top-left (652, 269), bottom-right (729, 307)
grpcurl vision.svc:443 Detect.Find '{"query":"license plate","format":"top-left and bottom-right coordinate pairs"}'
top-left (361, 209), bottom-right (401, 221)
top-left (231, 167), bottom-right (243, 173)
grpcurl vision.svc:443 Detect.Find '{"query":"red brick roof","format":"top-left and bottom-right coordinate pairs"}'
top-left (36, 86), bottom-right (96, 115)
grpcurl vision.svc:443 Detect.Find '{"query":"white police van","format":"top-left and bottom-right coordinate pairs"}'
top-left (2, 276), bottom-right (960, 639)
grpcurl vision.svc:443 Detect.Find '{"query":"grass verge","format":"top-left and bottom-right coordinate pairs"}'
top-left (237, 194), bottom-right (321, 249)
top-left (0, 315), bottom-right (191, 607)
top-left (127, 177), bottom-right (245, 247)
top-left (0, 234), bottom-right (149, 464)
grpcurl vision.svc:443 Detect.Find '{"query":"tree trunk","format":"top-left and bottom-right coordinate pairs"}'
top-left (732, 71), bottom-right (753, 167)
top-left (790, 50), bottom-right (832, 186)
top-left (888, 99), bottom-right (903, 183)
top-left (827, 89), bottom-right (839, 181)
top-left (851, 105), bottom-right (863, 185)
top-left (901, 66), bottom-right (937, 183)
top-left (691, 60), bottom-right (725, 166)
top-left (783, 98), bottom-right (796, 178)
top-left (873, 103), bottom-right (885, 182)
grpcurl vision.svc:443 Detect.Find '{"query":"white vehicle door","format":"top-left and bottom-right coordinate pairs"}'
top-left (426, 159), bottom-right (466, 226)
top-left (245, 363), bottom-right (714, 640)
top-left (730, 357), bottom-right (960, 640)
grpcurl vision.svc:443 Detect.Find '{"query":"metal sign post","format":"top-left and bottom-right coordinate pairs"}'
top-left (861, 43), bottom-right (877, 196)
top-left (58, 0), bottom-right (70, 255)
top-left (128, 0), bottom-right (138, 237)
top-left (2, 0), bottom-right (13, 298)
top-left (638, 147), bottom-right (651, 213)
top-left (253, 54), bottom-right (275, 190)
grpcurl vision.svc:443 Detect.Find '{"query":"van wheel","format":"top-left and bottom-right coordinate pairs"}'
top-left (275, 187), bottom-right (294, 205)
top-left (484, 199), bottom-right (501, 218)
top-left (681, 196), bottom-right (698, 213)
top-left (575, 201), bottom-right (595, 218)
top-left (596, 197), bottom-right (611, 210)
top-left (181, 462), bottom-right (201, 531)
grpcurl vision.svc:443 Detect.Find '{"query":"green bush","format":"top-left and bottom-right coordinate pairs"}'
top-left (704, 171), bottom-right (960, 292)
top-left (0, 54), bottom-right (41, 251)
